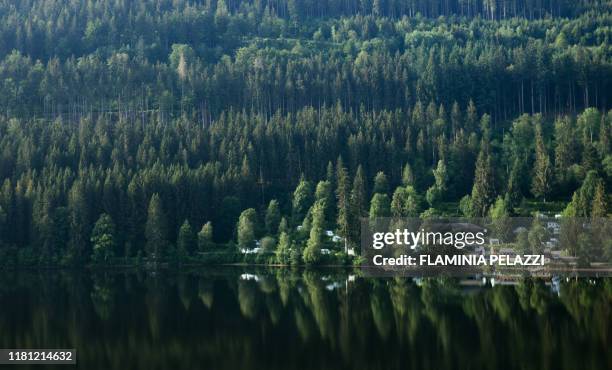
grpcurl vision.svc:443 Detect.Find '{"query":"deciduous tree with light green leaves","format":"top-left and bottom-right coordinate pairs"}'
top-left (303, 201), bottom-right (325, 265)
top-left (237, 208), bottom-right (258, 249)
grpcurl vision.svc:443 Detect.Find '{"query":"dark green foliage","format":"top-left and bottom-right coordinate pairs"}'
top-left (470, 138), bottom-right (496, 217)
top-left (531, 123), bottom-right (552, 201)
top-left (198, 222), bottom-right (215, 251)
top-left (145, 194), bottom-right (169, 260)
top-left (265, 200), bottom-right (282, 235)
top-left (0, 0), bottom-right (608, 265)
top-left (178, 220), bottom-right (197, 257)
top-left (292, 179), bottom-right (313, 226)
top-left (373, 172), bottom-right (389, 195)
top-left (90, 214), bottom-right (116, 264)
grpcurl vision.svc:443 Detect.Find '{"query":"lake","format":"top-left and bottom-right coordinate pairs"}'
top-left (0, 269), bottom-right (609, 370)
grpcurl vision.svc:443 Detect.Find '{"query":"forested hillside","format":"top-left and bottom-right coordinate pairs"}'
top-left (0, 0), bottom-right (610, 265)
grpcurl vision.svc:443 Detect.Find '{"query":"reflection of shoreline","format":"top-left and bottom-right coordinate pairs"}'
top-left (360, 263), bottom-right (612, 278)
top-left (1, 269), bottom-right (609, 369)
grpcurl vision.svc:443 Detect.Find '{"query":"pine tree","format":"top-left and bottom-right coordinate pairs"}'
top-left (531, 123), bottom-right (552, 201)
top-left (350, 165), bottom-right (366, 217)
top-left (507, 158), bottom-right (523, 207)
top-left (326, 161), bottom-right (335, 184)
top-left (554, 116), bottom-right (576, 184)
top-left (68, 180), bottom-right (90, 264)
top-left (470, 140), bottom-right (495, 217)
top-left (145, 193), bottom-right (168, 260)
top-left (401, 163), bottom-right (415, 187)
top-left (466, 99), bottom-right (477, 133)
top-left (198, 222), bottom-right (214, 251)
top-left (265, 199), bottom-right (281, 235)
top-left (451, 101), bottom-right (462, 135)
top-left (373, 171), bottom-right (389, 194)
top-left (292, 177), bottom-right (313, 225)
top-left (177, 219), bottom-right (196, 257)
top-left (582, 142), bottom-right (600, 173)
top-left (278, 217), bottom-right (289, 234)
top-left (591, 181), bottom-right (607, 218)
top-left (315, 180), bottom-right (334, 229)
top-left (336, 157), bottom-right (351, 251)
top-left (599, 117), bottom-right (610, 157)
top-left (569, 171), bottom-right (601, 217)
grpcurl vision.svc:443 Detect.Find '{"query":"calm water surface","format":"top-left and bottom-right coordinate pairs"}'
top-left (0, 269), bottom-right (610, 370)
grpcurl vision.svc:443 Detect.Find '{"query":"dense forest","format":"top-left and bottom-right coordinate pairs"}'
top-left (0, 0), bottom-right (610, 265)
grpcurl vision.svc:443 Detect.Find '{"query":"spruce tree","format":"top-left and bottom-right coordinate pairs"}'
top-left (350, 165), bottom-right (366, 218)
top-left (315, 180), bottom-right (334, 229)
top-left (68, 180), bottom-right (90, 264)
top-left (591, 181), bottom-right (608, 218)
top-left (401, 163), bottom-right (415, 187)
top-left (336, 157), bottom-right (350, 251)
top-left (373, 171), bottom-right (389, 194)
top-left (145, 193), bottom-right (168, 260)
top-left (507, 158), bottom-right (523, 207)
top-left (197, 222), bottom-right (214, 251)
top-left (177, 219), bottom-right (196, 257)
top-left (265, 199), bottom-right (281, 235)
top-left (470, 140), bottom-right (495, 217)
top-left (292, 177), bottom-right (313, 226)
top-left (531, 123), bottom-right (552, 201)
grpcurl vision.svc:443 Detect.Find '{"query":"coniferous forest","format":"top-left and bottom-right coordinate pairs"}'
top-left (0, 0), bottom-right (611, 266)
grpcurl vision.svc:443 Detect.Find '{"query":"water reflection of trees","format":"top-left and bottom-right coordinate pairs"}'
top-left (0, 271), bottom-right (609, 370)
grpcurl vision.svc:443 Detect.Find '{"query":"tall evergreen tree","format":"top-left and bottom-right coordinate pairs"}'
top-left (373, 171), bottom-right (389, 194)
top-left (292, 178), bottom-right (313, 226)
top-left (198, 222), bottom-right (214, 251)
top-left (591, 181), bottom-right (608, 218)
top-left (470, 140), bottom-right (495, 217)
top-left (177, 219), bottom-right (196, 257)
top-left (350, 165), bottom-right (367, 218)
top-left (265, 199), bottom-right (281, 235)
top-left (531, 123), bottom-right (552, 201)
top-left (336, 157), bottom-right (351, 251)
top-left (145, 193), bottom-right (168, 260)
